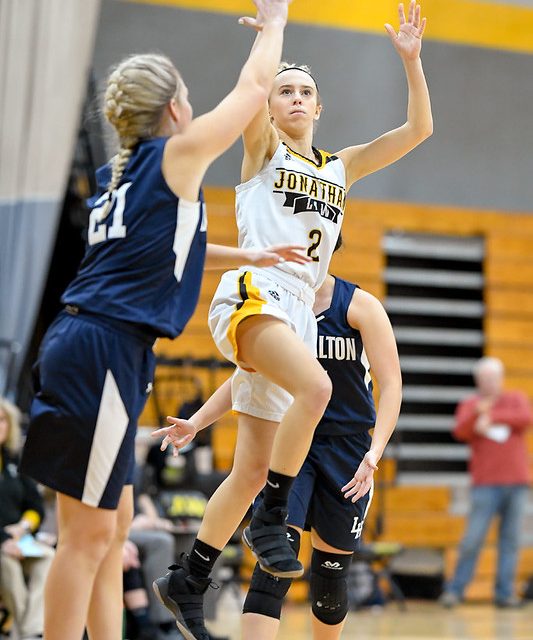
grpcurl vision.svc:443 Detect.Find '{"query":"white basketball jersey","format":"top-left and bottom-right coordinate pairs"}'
top-left (236, 141), bottom-right (346, 291)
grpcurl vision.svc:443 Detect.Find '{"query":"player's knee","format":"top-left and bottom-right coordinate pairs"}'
top-left (243, 529), bottom-right (301, 619)
top-left (115, 518), bottom-right (133, 548)
top-left (310, 549), bottom-right (352, 626)
top-left (63, 519), bottom-right (117, 568)
top-left (115, 510), bottom-right (134, 548)
top-left (306, 371), bottom-right (332, 416)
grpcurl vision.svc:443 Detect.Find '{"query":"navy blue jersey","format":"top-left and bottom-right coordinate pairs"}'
top-left (63, 137), bottom-right (207, 339)
top-left (315, 277), bottom-right (376, 436)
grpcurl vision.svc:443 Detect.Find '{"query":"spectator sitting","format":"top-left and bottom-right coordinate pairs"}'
top-left (0, 398), bottom-right (54, 639)
top-left (122, 539), bottom-right (178, 640)
top-left (127, 475), bottom-right (177, 640)
top-left (139, 437), bottom-right (229, 640)
top-left (126, 463), bottom-right (228, 640)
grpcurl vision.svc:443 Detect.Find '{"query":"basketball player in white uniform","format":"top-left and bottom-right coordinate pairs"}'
top-left (154, 4), bottom-right (432, 637)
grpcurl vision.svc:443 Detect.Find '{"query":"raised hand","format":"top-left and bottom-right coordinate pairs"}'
top-left (248, 244), bottom-right (311, 267)
top-left (239, 0), bottom-right (291, 32)
top-left (385, 2), bottom-right (426, 61)
top-left (341, 450), bottom-right (380, 503)
top-left (151, 416), bottom-right (198, 457)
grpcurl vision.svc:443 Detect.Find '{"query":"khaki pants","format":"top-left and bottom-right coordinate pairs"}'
top-left (0, 548), bottom-right (54, 638)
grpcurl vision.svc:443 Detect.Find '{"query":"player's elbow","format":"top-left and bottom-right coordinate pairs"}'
top-left (407, 118), bottom-right (433, 144)
top-left (238, 75), bottom-right (270, 109)
top-left (417, 117), bottom-right (433, 140)
top-left (422, 120), bottom-right (434, 139)
top-left (250, 84), bottom-right (270, 111)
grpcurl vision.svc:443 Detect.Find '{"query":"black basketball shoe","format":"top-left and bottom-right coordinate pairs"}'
top-left (242, 504), bottom-right (303, 579)
top-left (153, 555), bottom-right (216, 640)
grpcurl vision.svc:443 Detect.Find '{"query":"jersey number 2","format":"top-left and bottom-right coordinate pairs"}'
top-left (307, 229), bottom-right (322, 262)
top-left (88, 182), bottom-right (132, 246)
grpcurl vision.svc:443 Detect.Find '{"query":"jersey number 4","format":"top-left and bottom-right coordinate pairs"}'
top-left (88, 183), bottom-right (132, 246)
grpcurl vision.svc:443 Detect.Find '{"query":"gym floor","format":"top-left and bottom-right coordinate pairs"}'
top-left (209, 599), bottom-right (533, 640)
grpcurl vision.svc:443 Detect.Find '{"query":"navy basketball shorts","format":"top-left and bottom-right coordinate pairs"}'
top-left (20, 310), bottom-right (156, 510)
top-left (287, 431), bottom-right (373, 551)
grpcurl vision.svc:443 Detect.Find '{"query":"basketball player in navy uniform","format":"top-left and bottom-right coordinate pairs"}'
top-left (152, 3), bottom-right (429, 638)
top-left (239, 262), bottom-right (401, 640)
top-left (155, 234), bottom-right (401, 640)
top-left (19, 2), bottom-right (296, 639)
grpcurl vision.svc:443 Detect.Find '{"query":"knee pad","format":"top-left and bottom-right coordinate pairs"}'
top-left (310, 549), bottom-right (352, 626)
top-left (243, 528), bottom-right (301, 620)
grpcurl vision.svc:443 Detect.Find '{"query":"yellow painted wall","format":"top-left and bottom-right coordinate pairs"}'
top-left (130, 0), bottom-right (533, 54)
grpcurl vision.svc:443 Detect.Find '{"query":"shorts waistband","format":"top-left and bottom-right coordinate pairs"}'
top-left (243, 266), bottom-right (315, 307)
top-left (63, 305), bottom-right (157, 347)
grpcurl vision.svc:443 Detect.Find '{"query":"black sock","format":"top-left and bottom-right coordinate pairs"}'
top-left (129, 605), bottom-right (151, 630)
top-left (189, 538), bottom-right (222, 579)
top-left (262, 470), bottom-right (295, 511)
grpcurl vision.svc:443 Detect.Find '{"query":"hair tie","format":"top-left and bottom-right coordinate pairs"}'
top-left (276, 67), bottom-right (319, 93)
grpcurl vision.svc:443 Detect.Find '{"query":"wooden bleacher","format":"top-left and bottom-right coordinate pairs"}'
top-left (139, 186), bottom-right (533, 601)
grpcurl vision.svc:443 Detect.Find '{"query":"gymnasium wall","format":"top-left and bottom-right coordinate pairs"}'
top-left (93, 0), bottom-right (533, 212)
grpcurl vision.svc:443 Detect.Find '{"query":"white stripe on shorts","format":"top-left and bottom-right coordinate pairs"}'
top-left (82, 369), bottom-right (129, 508)
top-left (362, 480), bottom-right (374, 521)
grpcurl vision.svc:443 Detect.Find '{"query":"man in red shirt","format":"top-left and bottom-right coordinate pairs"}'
top-left (440, 357), bottom-right (532, 608)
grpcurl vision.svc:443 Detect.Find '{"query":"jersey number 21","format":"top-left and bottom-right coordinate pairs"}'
top-left (88, 182), bottom-right (132, 246)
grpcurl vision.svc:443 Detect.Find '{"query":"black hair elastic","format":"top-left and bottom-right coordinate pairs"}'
top-left (276, 66), bottom-right (319, 93)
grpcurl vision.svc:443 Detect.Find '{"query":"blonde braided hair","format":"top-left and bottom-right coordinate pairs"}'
top-left (100, 53), bottom-right (182, 217)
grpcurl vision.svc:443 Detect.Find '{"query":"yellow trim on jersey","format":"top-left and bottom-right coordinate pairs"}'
top-left (127, 0), bottom-right (533, 55)
top-left (227, 271), bottom-right (266, 369)
top-left (284, 143), bottom-right (332, 170)
top-left (319, 149), bottom-right (335, 165)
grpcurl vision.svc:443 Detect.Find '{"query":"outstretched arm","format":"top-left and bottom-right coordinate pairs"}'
top-left (337, 1), bottom-right (433, 189)
top-left (164, 0), bottom-right (290, 199)
top-left (151, 377), bottom-right (233, 456)
top-left (239, 30), bottom-right (281, 183)
top-left (342, 290), bottom-right (402, 502)
top-left (204, 243), bottom-right (310, 270)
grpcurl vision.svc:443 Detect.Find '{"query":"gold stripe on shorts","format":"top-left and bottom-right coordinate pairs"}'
top-left (227, 271), bottom-right (266, 364)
